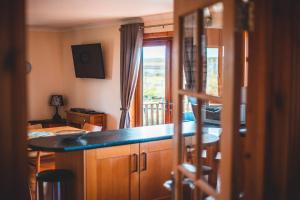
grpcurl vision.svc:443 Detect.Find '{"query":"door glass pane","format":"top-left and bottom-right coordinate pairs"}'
top-left (206, 48), bottom-right (219, 96)
top-left (182, 12), bottom-right (198, 91)
top-left (142, 45), bottom-right (166, 126)
top-left (181, 95), bottom-right (222, 198)
top-left (203, 2), bottom-right (224, 97)
top-left (201, 2), bottom-right (223, 192)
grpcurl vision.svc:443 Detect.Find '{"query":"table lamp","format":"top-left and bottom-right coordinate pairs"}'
top-left (49, 95), bottom-right (64, 122)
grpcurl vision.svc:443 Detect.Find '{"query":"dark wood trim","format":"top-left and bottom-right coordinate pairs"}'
top-left (0, 0), bottom-right (27, 198)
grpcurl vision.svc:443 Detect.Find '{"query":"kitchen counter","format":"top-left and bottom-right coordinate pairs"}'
top-left (28, 122), bottom-right (222, 152)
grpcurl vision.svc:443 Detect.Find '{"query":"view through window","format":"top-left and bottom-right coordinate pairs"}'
top-left (206, 47), bottom-right (219, 96)
top-left (141, 39), bottom-right (172, 126)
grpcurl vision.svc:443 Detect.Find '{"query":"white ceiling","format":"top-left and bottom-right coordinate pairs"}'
top-left (26, 0), bottom-right (173, 29)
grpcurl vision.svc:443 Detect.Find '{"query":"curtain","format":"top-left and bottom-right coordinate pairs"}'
top-left (183, 37), bottom-right (199, 116)
top-left (119, 23), bottom-right (144, 129)
top-left (183, 37), bottom-right (196, 90)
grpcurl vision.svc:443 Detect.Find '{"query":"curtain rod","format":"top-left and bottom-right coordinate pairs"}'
top-left (119, 23), bottom-right (174, 31)
top-left (142, 23), bottom-right (174, 29)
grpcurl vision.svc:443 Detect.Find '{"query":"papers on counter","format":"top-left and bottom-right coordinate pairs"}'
top-left (28, 131), bottom-right (54, 139)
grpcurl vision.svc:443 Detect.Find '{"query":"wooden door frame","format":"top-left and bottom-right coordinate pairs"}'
top-left (173, 0), bottom-right (243, 199)
top-left (244, 0), bottom-right (300, 199)
top-left (132, 35), bottom-right (173, 126)
top-left (0, 0), bottom-right (27, 198)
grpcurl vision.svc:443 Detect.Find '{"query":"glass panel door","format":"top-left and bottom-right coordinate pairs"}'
top-left (173, 0), bottom-right (247, 199)
top-left (142, 39), bottom-right (172, 126)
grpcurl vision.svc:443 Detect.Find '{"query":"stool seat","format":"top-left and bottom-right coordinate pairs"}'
top-left (36, 169), bottom-right (73, 182)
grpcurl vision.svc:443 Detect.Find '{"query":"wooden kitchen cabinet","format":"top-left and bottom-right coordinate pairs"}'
top-left (139, 139), bottom-right (173, 200)
top-left (85, 144), bottom-right (139, 200)
top-left (55, 140), bottom-right (173, 200)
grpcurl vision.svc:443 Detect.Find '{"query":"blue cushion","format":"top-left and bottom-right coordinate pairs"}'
top-left (183, 112), bottom-right (195, 122)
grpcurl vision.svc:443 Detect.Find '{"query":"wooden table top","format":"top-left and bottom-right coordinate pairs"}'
top-left (28, 126), bottom-right (84, 139)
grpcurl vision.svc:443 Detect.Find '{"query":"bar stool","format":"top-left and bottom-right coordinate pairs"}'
top-left (163, 164), bottom-right (212, 200)
top-left (36, 169), bottom-right (74, 200)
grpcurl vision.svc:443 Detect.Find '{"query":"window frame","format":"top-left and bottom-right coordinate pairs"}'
top-left (130, 32), bottom-right (173, 127)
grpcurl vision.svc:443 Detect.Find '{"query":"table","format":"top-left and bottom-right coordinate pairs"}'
top-left (28, 126), bottom-right (84, 172)
top-left (28, 126), bottom-right (84, 139)
top-left (28, 119), bottom-right (67, 128)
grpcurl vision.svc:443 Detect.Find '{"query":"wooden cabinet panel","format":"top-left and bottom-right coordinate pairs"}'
top-left (140, 140), bottom-right (173, 200)
top-left (86, 144), bottom-right (139, 200)
top-left (66, 111), bottom-right (107, 130)
top-left (67, 112), bottom-right (90, 124)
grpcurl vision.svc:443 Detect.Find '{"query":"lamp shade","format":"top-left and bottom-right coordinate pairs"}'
top-left (49, 95), bottom-right (64, 106)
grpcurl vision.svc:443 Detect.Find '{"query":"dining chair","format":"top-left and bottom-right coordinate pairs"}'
top-left (28, 123), bottom-right (43, 130)
top-left (28, 123), bottom-right (44, 172)
top-left (82, 123), bottom-right (103, 132)
top-left (28, 123), bottom-right (54, 172)
top-left (28, 123), bottom-right (55, 199)
top-left (185, 140), bottom-right (220, 189)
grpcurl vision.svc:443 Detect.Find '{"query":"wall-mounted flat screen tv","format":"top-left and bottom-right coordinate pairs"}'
top-left (71, 43), bottom-right (105, 79)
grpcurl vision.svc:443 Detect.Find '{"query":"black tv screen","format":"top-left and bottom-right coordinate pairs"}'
top-left (71, 43), bottom-right (105, 79)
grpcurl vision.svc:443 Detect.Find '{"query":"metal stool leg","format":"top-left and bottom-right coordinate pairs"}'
top-left (52, 182), bottom-right (55, 200)
top-left (57, 182), bottom-right (61, 200)
top-left (38, 180), bottom-right (44, 200)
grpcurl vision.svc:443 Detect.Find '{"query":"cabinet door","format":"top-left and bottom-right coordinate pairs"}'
top-left (86, 144), bottom-right (139, 200)
top-left (140, 140), bottom-right (173, 200)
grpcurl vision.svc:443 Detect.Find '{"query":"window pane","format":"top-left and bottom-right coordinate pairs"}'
top-left (142, 45), bottom-right (166, 126)
top-left (206, 48), bottom-right (219, 96)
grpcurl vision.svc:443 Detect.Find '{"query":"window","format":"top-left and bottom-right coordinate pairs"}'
top-left (131, 34), bottom-right (173, 127)
top-left (206, 47), bottom-right (220, 96)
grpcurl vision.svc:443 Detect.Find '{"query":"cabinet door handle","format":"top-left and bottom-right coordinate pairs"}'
top-left (131, 153), bottom-right (138, 173)
top-left (140, 152), bottom-right (147, 171)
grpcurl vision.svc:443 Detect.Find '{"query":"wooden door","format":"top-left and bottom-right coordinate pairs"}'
top-left (0, 0), bottom-right (27, 199)
top-left (173, 0), bottom-right (245, 199)
top-left (85, 144), bottom-right (139, 200)
top-left (139, 139), bottom-right (173, 200)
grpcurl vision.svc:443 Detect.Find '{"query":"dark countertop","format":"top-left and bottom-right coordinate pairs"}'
top-left (28, 122), bottom-right (223, 152)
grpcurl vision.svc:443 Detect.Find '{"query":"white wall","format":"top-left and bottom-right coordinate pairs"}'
top-left (26, 30), bottom-right (64, 120)
top-left (61, 24), bottom-right (121, 129)
top-left (27, 13), bottom-right (174, 129)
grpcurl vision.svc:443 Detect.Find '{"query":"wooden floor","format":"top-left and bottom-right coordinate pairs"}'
top-left (29, 158), bottom-right (55, 200)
